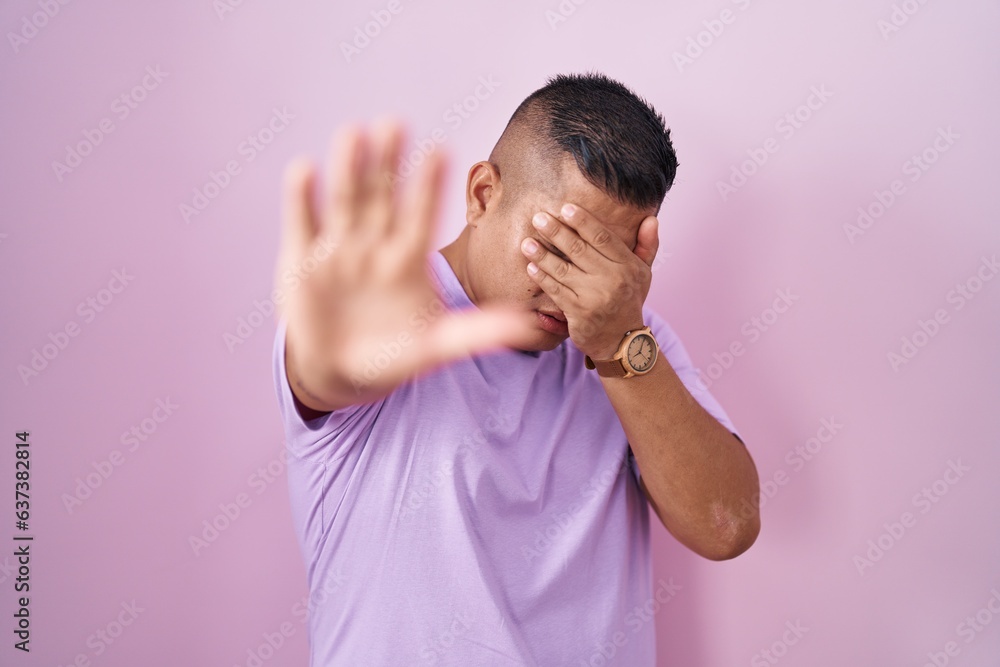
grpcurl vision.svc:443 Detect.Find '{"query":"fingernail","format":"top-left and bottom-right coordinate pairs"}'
top-left (561, 204), bottom-right (575, 218)
top-left (527, 262), bottom-right (538, 275)
top-left (532, 213), bottom-right (548, 228)
top-left (522, 238), bottom-right (538, 253)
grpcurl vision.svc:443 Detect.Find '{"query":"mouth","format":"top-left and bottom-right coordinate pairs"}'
top-left (535, 309), bottom-right (569, 336)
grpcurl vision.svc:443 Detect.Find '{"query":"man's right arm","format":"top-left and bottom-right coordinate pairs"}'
top-left (284, 332), bottom-right (338, 419)
top-left (273, 119), bottom-right (535, 419)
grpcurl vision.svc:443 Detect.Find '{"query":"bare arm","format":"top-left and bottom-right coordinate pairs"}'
top-left (519, 202), bottom-right (760, 560)
top-left (274, 120), bottom-right (535, 413)
top-left (601, 360), bottom-right (760, 560)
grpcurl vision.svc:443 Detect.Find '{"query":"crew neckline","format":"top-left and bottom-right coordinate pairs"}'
top-left (429, 250), bottom-right (475, 310)
top-left (428, 250), bottom-right (542, 358)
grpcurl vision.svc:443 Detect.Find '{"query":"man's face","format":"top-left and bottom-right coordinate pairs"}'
top-left (464, 155), bottom-right (658, 352)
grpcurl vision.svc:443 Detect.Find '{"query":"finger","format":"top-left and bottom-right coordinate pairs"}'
top-left (529, 211), bottom-right (596, 273)
top-left (526, 259), bottom-right (578, 304)
top-left (396, 145), bottom-right (447, 254)
top-left (423, 308), bottom-right (537, 367)
top-left (363, 117), bottom-right (405, 236)
top-left (520, 235), bottom-right (578, 288)
top-left (634, 216), bottom-right (659, 268)
top-left (282, 156), bottom-right (319, 253)
top-left (558, 203), bottom-right (631, 262)
top-left (325, 124), bottom-right (365, 235)
top-left (275, 158), bottom-right (319, 320)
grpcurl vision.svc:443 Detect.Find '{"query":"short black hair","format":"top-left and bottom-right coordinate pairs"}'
top-left (491, 72), bottom-right (678, 212)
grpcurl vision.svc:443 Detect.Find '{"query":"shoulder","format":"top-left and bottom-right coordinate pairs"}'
top-left (641, 304), bottom-right (741, 438)
top-left (642, 305), bottom-right (684, 354)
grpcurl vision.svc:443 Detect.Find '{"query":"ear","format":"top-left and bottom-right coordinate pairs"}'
top-left (634, 215), bottom-right (659, 268)
top-left (465, 161), bottom-right (500, 227)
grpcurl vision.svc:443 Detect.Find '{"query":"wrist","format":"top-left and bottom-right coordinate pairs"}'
top-left (587, 341), bottom-right (622, 360)
top-left (584, 325), bottom-right (659, 379)
top-left (584, 321), bottom-right (645, 360)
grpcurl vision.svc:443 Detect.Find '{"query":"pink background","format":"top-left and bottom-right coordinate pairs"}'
top-left (2, 1), bottom-right (999, 665)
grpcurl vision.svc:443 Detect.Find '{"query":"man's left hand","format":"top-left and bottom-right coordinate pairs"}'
top-left (520, 202), bottom-right (660, 359)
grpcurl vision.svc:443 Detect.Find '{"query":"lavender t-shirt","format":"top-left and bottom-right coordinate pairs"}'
top-left (272, 251), bottom-right (738, 666)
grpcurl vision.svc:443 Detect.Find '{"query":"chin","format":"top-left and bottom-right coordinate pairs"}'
top-left (513, 330), bottom-right (567, 354)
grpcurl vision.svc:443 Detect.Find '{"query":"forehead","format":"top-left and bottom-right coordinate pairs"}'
top-left (523, 155), bottom-right (653, 248)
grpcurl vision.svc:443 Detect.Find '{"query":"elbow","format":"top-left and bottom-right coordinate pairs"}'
top-left (644, 480), bottom-right (762, 561)
top-left (700, 516), bottom-right (760, 561)
top-left (698, 501), bottom-right (761, 561)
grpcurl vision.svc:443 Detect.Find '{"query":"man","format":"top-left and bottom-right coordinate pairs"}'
top-left (272, 72), bottom-right (760, 666)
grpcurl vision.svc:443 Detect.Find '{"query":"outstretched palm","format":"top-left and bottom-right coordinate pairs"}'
top-left (275, 119), bottom-right (534, 411)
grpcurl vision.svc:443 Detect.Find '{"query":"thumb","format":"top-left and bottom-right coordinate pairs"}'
top-left (424, 307), bottom-right (537, 366)
top-left (634, 216), bottom-right (659, 268)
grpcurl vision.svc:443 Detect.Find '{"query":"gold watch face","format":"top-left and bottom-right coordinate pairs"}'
top-left (626, 333), bottom-right (657, 373)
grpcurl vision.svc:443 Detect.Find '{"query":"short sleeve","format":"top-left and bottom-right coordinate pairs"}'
top-left (645, 306), bottom-right (740, 436)
top-left (629, 307), bottom-right (744, 483)
top-left (271, 316), bottom-right (384, 462)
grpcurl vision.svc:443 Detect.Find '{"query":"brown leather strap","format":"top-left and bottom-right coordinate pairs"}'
top-left (585, 356), bottom-right (628, 378)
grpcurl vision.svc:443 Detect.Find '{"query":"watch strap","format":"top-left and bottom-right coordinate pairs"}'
top-left (584, 355), bottom-right (629, 378)
top-left (584, 326), bottom-right (657, 379)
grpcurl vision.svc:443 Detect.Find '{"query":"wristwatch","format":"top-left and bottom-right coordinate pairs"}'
top-left (584, 326), bottom-right (659, 378)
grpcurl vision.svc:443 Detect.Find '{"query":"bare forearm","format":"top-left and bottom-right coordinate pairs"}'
top-left (601, 361), bottom-right (760, 560)
top-left (511, 197), bottom-right (761, 557)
